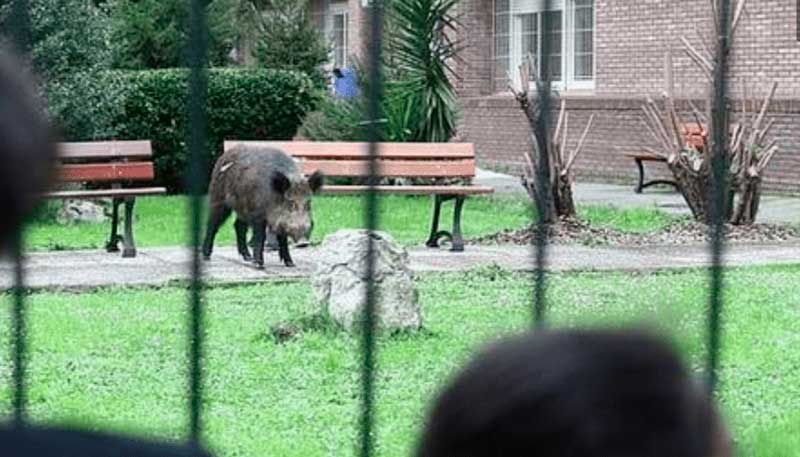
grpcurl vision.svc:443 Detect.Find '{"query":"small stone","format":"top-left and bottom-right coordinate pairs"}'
top-left (311, 229), bottom-right (421, 332)
top-left (270, 323), bottom-right (300, 344)
top-left (57, 199), bottom-right (109, 225)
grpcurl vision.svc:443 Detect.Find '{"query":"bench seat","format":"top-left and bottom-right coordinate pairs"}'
top-left (223, 141), bottom-right (494, 251)
top-left (46, 141), bottom-right (165, 257)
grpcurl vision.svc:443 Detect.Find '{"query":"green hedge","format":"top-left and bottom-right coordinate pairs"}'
top-left (50, 68), bottom-right (319, 192)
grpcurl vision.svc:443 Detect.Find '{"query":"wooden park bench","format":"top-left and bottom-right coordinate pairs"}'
top-left (223, 141), bottom-right (494, 252)
top-left (624, 123), bottom-right (706, 193)
top-left (45, 141), bottom-right (166, 258)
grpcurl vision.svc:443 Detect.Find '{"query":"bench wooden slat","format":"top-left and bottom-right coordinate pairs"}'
top-left (623, 152), bottom-right (666, 162)
top-left (59, 163), bottom-right (156, 183)
top-left (299, 159), bottom-right (476, 178)
top-left (58, 141), bottom-right (153, 160)
top-left (320, 185), bottom-right (494, 195)
top-left (224, 141), bottom-right (476, 160)
top-left (44, 187), bottom-right (167, 199)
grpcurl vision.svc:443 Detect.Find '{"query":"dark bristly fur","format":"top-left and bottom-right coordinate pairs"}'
top-left (202, 145), bottom-right (323, 268)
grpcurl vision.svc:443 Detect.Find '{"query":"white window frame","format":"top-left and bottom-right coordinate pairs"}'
top-left (509, 0), bottom-right (595, 92)
top-left (327, 2), bottom-right (350, 69)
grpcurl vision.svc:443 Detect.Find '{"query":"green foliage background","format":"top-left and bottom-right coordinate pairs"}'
top-left (109, 68), bottom-right (318, 192)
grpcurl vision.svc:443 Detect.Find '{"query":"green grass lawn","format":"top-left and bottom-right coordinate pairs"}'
top-left (24, 195), bottom-right (677, 251)
top-left (1, 266), bottom-right (798, 456)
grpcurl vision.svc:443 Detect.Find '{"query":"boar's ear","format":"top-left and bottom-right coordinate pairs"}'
top-left (271, 171), bottom-right (291, 195)
top-left (308, 170), bottom-right (324, 194)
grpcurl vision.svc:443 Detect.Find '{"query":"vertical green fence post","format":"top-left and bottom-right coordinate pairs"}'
top-left (8, 0), bottom-right (32, 428)
top-left (359, 1), bottom-right (386, 456)
top-left (186, 0), bottom-right (209, 444)
top-left (707, 0), bottom-right (732, 394)
top-left (532, 0), bottom-right (553, 328)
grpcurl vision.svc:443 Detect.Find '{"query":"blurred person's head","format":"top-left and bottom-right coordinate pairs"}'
top-left (417, 329), bottom-right (732, 457)
top-left (0, 50), bottom-right (56, 246)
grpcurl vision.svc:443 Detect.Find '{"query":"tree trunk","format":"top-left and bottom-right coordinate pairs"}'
top-left (730, 174), bottom-right (762, 225)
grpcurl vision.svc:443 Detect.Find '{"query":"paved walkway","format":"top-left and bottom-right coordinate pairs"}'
top-left (473, 169), bottom-right (800, 225)
top-left (2, 243), bottom-right (799, 290)
top-left (1, 170), bottom-right (797, 290)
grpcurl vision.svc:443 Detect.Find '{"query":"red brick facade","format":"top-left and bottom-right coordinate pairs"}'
top-left (312, 0), bottom-right (800, 193)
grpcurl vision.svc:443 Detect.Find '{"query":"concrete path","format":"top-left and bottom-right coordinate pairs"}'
top-left (2, 243), bottom-right (799, 290)
top-left (473, 168), bottom-right (800, 225)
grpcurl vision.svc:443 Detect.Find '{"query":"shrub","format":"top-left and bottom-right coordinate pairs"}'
top-left (50, 68), bottom-right (319, 192)
top-left (298, 96), bottom-right (365, 141)
top-left (0, 0), bottom-right (113, 81)
top-left (47, 70), bottom-right (132, 141)
top-left (109, 0), bottom-right (236, 69)
top-left (252, 0), bottom-right (330, 89)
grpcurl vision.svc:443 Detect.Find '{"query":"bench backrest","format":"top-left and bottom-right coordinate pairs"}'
top-left (57, 141), bottom-right (155, 183)
top-left (223, 141), bottom-right (477, 179)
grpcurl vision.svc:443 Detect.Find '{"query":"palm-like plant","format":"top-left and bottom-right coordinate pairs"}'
top-left (386, 0), bottom-right (460, 143)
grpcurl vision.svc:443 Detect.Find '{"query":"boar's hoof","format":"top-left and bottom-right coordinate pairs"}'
top-left (253, 260), bottom-right (265, 270)
top-left (202, 254), bottom-right (211, 261)
top-left (283, 260), bottom-right (295, 268)
top-left (240, 252), bottom-right (252, 262)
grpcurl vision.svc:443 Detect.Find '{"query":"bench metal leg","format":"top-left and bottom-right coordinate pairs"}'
top-left (122, 197), bottom-right (137, 258)
top-left (634, 158), bottom-right (645, 194)
top-left (106, 198), bottom-right (123, 253)
top-left (641, 179), bottom-right (680, 191)
top-left (451, 196), bottom-right (465, 252)
top-left (425, 195), bottom-right (466, 252)
top-left (425, 195), bottom-right (444, 248)
top-left (633, 157), bottom-right (679, 193)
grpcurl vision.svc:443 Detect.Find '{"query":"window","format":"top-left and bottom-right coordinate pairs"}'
top-left (332, 12), bottom-right (349, 68)
top-left (498, 0), bottom-right (594, 91)
top-left (327, 3), bottom-right (349, 69)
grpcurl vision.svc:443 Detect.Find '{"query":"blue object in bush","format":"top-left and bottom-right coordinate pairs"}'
top-left (333, 68), bottom-right (359, 99)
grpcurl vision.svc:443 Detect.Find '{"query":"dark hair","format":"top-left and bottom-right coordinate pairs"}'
top-left (0, 425), bottom-right (211, 457)
top-left (417, 329), bottom-right (720, 457)
top-left (0, 50), bottom-right (56, 245)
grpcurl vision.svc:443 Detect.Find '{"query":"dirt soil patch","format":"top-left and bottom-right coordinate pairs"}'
top-left (473, 219), bottom-right (800, 247)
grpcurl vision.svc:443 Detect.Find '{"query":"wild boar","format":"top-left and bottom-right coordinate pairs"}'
top-left (202, 146), bottom-right (323, 268)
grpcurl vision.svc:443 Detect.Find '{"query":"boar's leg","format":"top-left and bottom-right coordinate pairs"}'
top-left (251, 220), bottom-right (268, 269)
top-left (248, 228), bottom-right (279, 251)
top-left (266, 229), bottom-right (280, 251)
top-left (202, 203), bottom-right (232, 260)
top-left (234, 218), bottom-right (252, 261)
top-left (277, 233), bottom-right (295, 267)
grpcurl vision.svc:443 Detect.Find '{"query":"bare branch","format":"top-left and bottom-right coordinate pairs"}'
top-left (552, 98), bottom-right (567, 150)
top-left (694, 27), bottom-right (713, 61)
top-left (688, 100), bottom-right (708, 124)
top-left (641, 102), bottom-right (673, 153)
top-left (756, 118), bottom-right (776, 145)
top-left (753, 81), bottom-right (778, 132)
top-left (562, 114), bottom-right (595, 175)
top-left (757, 144), bottom-right (779, 171)
top-left (731, 0), bottom-right (747, 35)
top-left (681, 36), bottom-right (714, 79)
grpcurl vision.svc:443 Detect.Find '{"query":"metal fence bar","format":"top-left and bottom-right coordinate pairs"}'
top-left (186, 0), bottom-right (210, 444)
top-left (532, 0), bottom-right (554, 328)
top-left (707, 0), bottom-right (732, 394)
top-left (10, 234), bottom-right (27, 426)
top-left (358, 1), bottom-right (386, 456)
top-left (8, 0), bottom-right (32, 428)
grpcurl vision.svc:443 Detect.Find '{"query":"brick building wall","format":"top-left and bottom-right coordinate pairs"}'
top-left (457, 0), bottom-right (800, 194)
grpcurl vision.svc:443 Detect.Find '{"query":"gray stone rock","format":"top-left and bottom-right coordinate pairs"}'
top-left (57, 199), bottom-right (109, 224)
top-left (311, 229), bottom-right (421, 332)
